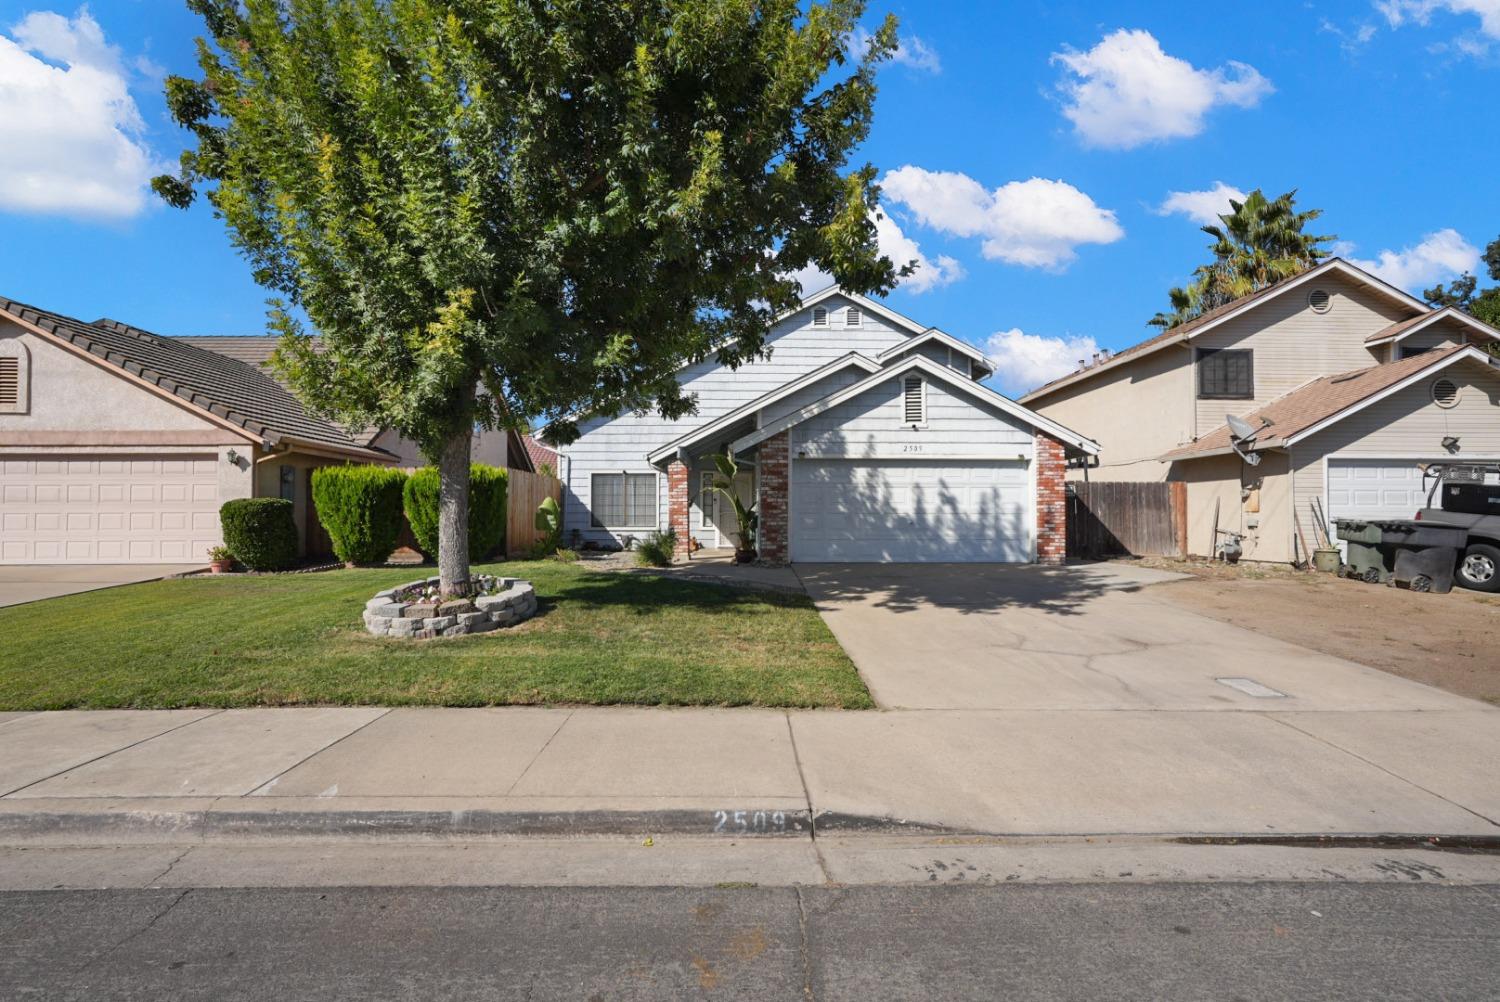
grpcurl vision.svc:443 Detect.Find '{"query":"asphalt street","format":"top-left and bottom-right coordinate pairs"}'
top-left (3, 882), bottom-right (1497, 1000)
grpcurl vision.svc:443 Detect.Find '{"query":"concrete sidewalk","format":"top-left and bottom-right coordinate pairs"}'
top-left (1, 703), bottom-right (1496, 842)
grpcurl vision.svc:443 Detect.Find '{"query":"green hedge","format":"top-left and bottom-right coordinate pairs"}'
top-left (311, 466), bottom-right (408, 566)
top-left (219, 498), bottom-right (299, 571)
top-left (402, 464), bottom-right (508, 561)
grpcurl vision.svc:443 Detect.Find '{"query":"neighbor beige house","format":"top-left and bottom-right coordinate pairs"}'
top-left (0, 298), bottom-right (525, 565)
top-left (1020, 258), bottom-right (1500, 563)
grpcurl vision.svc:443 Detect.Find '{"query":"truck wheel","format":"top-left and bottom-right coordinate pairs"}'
top-left (1457, 543), bottom-right (1500, 592)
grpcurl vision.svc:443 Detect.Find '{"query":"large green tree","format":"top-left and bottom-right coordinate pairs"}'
top-left (1151, 189), bottom-right (1335, 329)
top-left (1424, 234), bottom-right (1500, 333)
top-left (156, 0), bottom-right (901, 595)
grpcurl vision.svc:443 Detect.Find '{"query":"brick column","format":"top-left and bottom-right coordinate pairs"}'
top-left (757, 432), bottom-right (790, 564)
top-left (666, 460), bottom-right (691, 562)
top-left (1035, 432), bottom-right (1068, 566)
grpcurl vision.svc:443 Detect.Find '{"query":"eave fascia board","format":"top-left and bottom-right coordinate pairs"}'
top-left (1371, 308), bottom-right (1500, 346)
top-left (645, 352), bottom-right (881, 466)
top-left (731, 354), bottom-right (1100, 456)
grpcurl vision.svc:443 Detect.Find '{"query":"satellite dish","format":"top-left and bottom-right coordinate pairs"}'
top-left (1226, 413), bottom-right (1262, 467)
top-left (1226, 414), bottom-right (1258, 442)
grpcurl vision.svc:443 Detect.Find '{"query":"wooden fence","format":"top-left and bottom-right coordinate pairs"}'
top-left (504, 469), bottom-right (563, 557)
top-left (306, 467), bottom-right (563, 561)
top-left (1066, 481), bottom-right (1187, 560)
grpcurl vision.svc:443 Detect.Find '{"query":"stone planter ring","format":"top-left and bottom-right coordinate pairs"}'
top-left (362, 576), bottom-right (539, 639)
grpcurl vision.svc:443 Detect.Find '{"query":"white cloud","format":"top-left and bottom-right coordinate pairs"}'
top-left (881, 166), bottom-right (1124, 270)
top-left (1349, 228), bottom-right (1481, 290)
top-left (1377, 0), bottom-right (1500, 38)
top-left (1156, 182), bottom-right (1247, 226)
top-left (984, 328), bottom-right (1100, 396)
top-left (786, 212), bottom-right (963, 296)
top-left (1051, 29), bottom-right (1273, 149)
top-left (0, 8), bottom-right (161, 219)
top-left (849, 27), bottom-right (942, 73)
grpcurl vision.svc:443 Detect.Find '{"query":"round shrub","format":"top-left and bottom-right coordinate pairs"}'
top-left (311, 465), bottom-right (408, 566)
top-left (402, 464), bottom-right (509, 562)
top-left (219, 498), bottom-right (299, 571)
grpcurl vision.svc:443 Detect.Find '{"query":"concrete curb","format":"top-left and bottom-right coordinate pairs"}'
top-left (0, 807), bottom-right (815, 842)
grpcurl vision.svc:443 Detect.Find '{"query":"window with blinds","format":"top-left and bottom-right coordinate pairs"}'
top-left (903, 376), bottom-right (925, 425)
top-left (0, 357), bottom-right (17, 406)
top-left (591, 473), bottom-right (658, 528)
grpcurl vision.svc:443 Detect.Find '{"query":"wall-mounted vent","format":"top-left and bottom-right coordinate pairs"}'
top-left (846, 306), bottom-right (862, 328)
top-left (811, 306), bottom-right (829, 327)
top-left (903, 376), bottom-right (925, 425)
top-left (1432, 378), bottom-right (1460, 408)
top-left (0, 357), bottom-right (17, 406)
top-left (1308, 289), bottom-right (1332, 313)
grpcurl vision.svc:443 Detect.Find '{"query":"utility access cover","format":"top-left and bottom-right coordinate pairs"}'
top-left (1216, 677), bottom-right (1288, 699)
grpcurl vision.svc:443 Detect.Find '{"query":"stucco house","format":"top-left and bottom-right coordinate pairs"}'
top-left (552, 288), bottom-right (1099, 564)
top-left (1019, 259), bottom-right (1500, 563)
top-left (0, 297), bottom-right (523, 565)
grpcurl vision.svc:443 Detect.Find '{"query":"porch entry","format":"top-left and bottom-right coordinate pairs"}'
top-left (696, 469), bottom-right (755, 550)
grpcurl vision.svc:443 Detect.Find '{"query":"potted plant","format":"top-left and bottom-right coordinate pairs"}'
top-left (711, 452), bottom-right (759, 564)
top-left (207, 545), bottom-right (235, 574)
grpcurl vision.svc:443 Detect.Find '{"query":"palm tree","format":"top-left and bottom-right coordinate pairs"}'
top-left (1151, 189), bottom-right (1335, 329)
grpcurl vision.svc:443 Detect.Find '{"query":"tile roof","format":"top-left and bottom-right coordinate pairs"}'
top-left (523, 434), bottom-right (557, 472)
top-left (170, 335), bottom-right (285, 366)
top-left (1, 297), bottom-right (377, 455)
top-left (1161, 343), bottom-right (1474, 461)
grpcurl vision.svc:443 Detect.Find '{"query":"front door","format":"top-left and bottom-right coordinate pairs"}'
top-left (701, 470), bottom-right (754, 550)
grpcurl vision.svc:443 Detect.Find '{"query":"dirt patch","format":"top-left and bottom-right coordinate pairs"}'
top-left (1129, 557), bottom-right (1500, 706)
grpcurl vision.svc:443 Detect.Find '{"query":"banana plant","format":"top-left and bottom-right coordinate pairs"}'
top-left (711, 452), bottom-right (759, 558)
top-left (533, 495), bottom-right (562, 553)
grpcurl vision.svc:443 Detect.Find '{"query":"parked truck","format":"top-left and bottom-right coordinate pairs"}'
top-left (1417, 463), bottom-right (1500, 592)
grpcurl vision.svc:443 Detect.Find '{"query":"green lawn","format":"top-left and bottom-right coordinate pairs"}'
top-left (0, 562), bottom-right (871, 710)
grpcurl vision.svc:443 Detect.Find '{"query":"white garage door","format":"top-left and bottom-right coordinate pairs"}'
top-left (1325, 458), bottom-right (1436, 524)
top-left (791, 459), bottom-right (1032, 563)
top-left (0, 454), bottom-right (222, 564)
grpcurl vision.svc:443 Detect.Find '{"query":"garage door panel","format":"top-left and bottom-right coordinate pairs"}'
top-left (0, 453), bottom-right (222, 565)
top-left (792, 459), bottom-right (1031, 563)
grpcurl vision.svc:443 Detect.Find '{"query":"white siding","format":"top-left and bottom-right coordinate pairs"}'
top-left (792, 374), bottom-right (1033, 460)
top-left (559, 296), bottom-right (912, 544)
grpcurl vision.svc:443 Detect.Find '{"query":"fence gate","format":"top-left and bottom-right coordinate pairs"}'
top-left (1066, 481), bottom-right (1187, 559)
top-left (505, 469), bottom-right (563, 557)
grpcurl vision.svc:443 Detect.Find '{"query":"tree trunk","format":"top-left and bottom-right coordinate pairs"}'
top-left (437, 425), bottom-right (472, 597)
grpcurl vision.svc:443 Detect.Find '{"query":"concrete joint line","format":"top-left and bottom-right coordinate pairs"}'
top-left (245, 707), bottom-right (394, 797)
top-left (503, 709), bottom-right (576, 797)
top-left (1267, 715), bottom-right (1500, 830)
top-left (0, 709), bottom-right (227, 799)
top-left (784, 713), bottom-right (832, 884)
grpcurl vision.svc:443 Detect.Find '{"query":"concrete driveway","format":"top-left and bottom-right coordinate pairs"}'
top-left (793, 562), bottom-right (1480, 712)
top-left (0, 565), bottom-right (201, 608)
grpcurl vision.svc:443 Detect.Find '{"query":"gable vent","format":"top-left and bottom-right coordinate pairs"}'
top-left (1432, 378), bottom-right (1460, 408)
top-left (846, 306), bottom-right (862, 328)
top-left (0, 357), bottom-right (16, 406)
top-left (903, 376), bottom-right (925, 425)
top-left (1308, 289), bottom-right (1332, 313)
top-left (811, 306), bottom-right (828, 327)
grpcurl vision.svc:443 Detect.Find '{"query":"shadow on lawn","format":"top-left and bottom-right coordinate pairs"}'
top-left (555, 568), bottom-right (809, 616)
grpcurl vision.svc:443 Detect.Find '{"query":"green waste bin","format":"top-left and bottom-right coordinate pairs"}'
top-left (1334, 519), bottom-right (1390, 583)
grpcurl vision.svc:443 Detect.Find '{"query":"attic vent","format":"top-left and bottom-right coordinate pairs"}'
top-left (0, 357), bottom-right (16, 406)
top-left (811, 306), bottom-right (829, 327)
top-left (1432, 378), bottom-right (1460, 408)
top-left (903, 376), bottom-right (925, 425)
top-left (846, 306), bottom-right (862, 328)
top-left (1308, 289), bottom-right (1332, 313)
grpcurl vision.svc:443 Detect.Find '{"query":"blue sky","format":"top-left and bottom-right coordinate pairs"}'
top-left (0, 1), bottom-right (1496, 394)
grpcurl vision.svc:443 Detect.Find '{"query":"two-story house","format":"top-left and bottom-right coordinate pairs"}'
top-left (553, 287), bottom-right (1099, 564)
top-left (1020, 258), bottom-right (1500, 565)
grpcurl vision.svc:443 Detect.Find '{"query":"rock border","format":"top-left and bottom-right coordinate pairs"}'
top-left (362, 577), bottom-right (538, 639)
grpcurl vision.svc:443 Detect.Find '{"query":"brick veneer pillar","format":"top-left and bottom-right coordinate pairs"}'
top-left (666, 460), bottom-right (691, 562)
top-left (1035, 433), bottom-right (1068, 566)
top-left (757, 432), bottom-right (790, 564)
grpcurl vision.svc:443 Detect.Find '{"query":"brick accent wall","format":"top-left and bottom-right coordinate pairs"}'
top-left (666, 460), bottom-right (691, 561)
top-left (757, 431), bottom-right (790, 564)
top-left (1035, 432), bottom-right (1068, 565)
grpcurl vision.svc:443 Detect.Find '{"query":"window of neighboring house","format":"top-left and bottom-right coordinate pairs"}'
top-left (591, 472), bottom-right (658, 528)
top-left (1196, 349), bottom-right (1254, 399)
top-left (279, 465), bottom-right (296, 501)
top-left (1399, 343), bottom-right (1438, 360)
